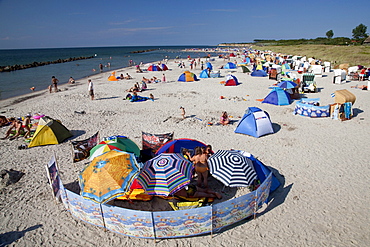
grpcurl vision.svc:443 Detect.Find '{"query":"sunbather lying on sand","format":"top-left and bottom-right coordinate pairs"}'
top-left (174, 184), bottom-right (222, 199)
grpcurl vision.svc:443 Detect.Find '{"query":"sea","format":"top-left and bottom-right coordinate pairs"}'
top-left (0, 46), bottom-right (220, 100)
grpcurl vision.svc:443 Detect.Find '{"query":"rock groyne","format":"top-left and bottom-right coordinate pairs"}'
top-left (0, 55), bottom-right (95, 72)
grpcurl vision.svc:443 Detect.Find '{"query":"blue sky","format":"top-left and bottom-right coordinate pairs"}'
top-left (0, 0), bottom-right (369, 49)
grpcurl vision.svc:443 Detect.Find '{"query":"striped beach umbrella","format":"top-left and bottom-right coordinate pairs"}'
top-left (137, 153), bottom-right (194, 196)
top-left (208, 150), bottom-right (257, 187)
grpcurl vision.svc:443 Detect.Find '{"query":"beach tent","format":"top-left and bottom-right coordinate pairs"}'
top-left (155, 138), bottom-right (206, 156)
top-left (262, 87), bottom-right (291, 105)
top-left (224, 74), bottom-right (239, 86)
top-left (28, 116), bottom-right (72, 147)
top-left (251, 70), bottom-right (268, 77)
top-left (241, 66), bottom-right (251, 73)
top-left (199, 69), bottom-right (210, 78)
top-left (224, 62), bottom-right (237, 69)
top-left (148, 64), bottom-right (162, 71)
top-left (206, 62), bottom-right (213, 70)
top-left (234, 107), bottom-right (274, 138)
top-left (108, 72), bottom-right (119, 81)
top-left (178, 71), bottom-right (197, 82)
top-left (160, 64), bottom-right (169, 71)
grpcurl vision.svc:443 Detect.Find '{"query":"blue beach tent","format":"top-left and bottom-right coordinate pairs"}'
top-left (199, 69), bottom-right (210, 78)
top-left (224, 62), bottom-right (237, 69)
top-left (206, 62), bottom-right (213, 70)
top-left (262, 87), bottom-right (291, 106)
top-left (235, 107), bottom-right (274, 138)
top-left (155, 138), bottom-right (206, 155)
top-left (251, 70), bottom-right (268, 77)
top-left (236, 150), bottom-right (281, 193)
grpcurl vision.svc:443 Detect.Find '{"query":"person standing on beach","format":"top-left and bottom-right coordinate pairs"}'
top-left (50, 76), bottom-right (59, 93)
top-left (88, 79), bottom-right (94, 100)
top-left (162, 73), bottom-right (166, 82)
top-left (180, 106), bottom-right (186, 119)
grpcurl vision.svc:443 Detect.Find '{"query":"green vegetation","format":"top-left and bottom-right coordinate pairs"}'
top-left (352, 23), bottom-right (368, 40)
top-left (252, 37), bottom-right (352, 46)
top-left (326, 30), bottom-right (334, 39)
top-left (218, 24), bottom-right (369, 67)
top-left (251, 44), bottom-right (370, 67)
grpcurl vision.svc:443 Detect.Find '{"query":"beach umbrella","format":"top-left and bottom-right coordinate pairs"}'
top-left (89, 141), bottom-right (127, 161)
top-left (277, 80), bottom-right (297, 89)
top-left (148, 64), bottom-right (162, 71)
top-left (102, 135), bottom-right (141, 157)
top-left (224, 62), bottom-right (237, 69)
top-left (137, 153), bottom-right (194, 196)
top-left (208, 150), bottom-right (257, 187)
top-left (79, 150), bottom-right (142, 203)
top-left (160, 64), bottom-right (168, 71)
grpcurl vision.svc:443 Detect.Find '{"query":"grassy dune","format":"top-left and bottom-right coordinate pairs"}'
top-left (251, 44), bottom-right (370, 67)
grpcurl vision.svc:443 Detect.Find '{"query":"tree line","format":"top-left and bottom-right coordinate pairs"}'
top-left (224, 23), bottom-right (368, 46)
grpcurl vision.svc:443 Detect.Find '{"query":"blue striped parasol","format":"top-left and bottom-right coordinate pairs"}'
top-left (208, 150), bottom-right (257, 187)
top-left (137, 153), bottom-right (194, 196)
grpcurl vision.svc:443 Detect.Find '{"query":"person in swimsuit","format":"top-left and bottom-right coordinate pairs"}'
top-left (219, 111), bottom-right (230, 125)
top-left (21, 114), bottom-right (31, 139)
top-left (50, 76), bottom-right (59, 93)
top-left (205, 145), bottom-right (214, 158)
top-left (191, 147), bottom-right (209, 188)
top-left (1, 117), bottom-right (23, 140)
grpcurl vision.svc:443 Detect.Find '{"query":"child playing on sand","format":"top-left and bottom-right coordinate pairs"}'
top-left (180, 106), bottom-right (185, 119)
top-left (219, 111), bottom-right (230, 125)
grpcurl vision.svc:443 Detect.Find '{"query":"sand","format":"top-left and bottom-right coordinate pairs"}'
top-left (0, 53), bottom-right (369, 246)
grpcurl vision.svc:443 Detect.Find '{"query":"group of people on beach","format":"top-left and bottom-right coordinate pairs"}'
top-left (1, 114), bottom-right (32, 141)
top-left (177, 145), bottom-right (222, 199)
top-left (119, 73), bottom-right (132, 80)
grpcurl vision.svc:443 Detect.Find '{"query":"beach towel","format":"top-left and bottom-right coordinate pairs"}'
top-left (344, 102), bottom-right (353, 119)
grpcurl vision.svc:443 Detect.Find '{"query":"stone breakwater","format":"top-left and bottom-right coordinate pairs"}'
top-left (0, 55), bottom-right (95, 72)
top-left (129, 49), bottom-right (157, 54)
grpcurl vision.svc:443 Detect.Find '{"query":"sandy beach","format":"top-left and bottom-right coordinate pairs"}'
top-left (0, 52), bottom-right (369, 246)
